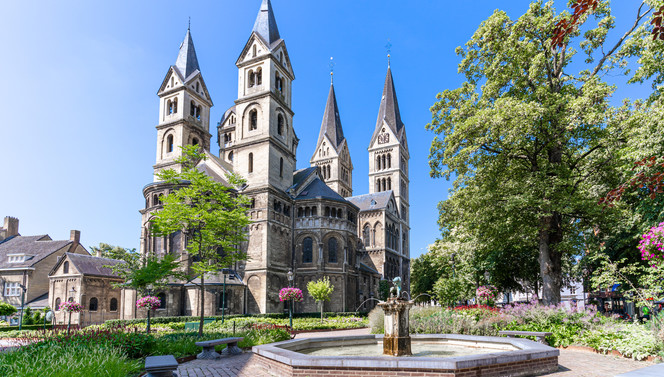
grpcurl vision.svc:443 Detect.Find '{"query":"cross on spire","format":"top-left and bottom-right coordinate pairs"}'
top-left (385, 39), bottom-right (392, 67)
top-left (188, 16), bottom-right (191, 31)
top-left (329, 57), bottom-right (335, 84)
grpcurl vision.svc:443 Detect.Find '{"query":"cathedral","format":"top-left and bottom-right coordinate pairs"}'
top-left (123, 0), bottom-right (410, 318)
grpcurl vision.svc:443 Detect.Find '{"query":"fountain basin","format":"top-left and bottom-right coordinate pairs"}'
top-left (252, 334), bottom-right (559, 377)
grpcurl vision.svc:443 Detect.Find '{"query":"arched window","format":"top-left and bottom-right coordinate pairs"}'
top-left (298, 207), bottom-right (303, 217)
top-left (388, 177), bottom-right (392, 190)
top-left (375, 179), bottom-right (380, 192)
top-left (303, 237), bottom-right (313, 263)
top-left (228, 151), bottom-right (233, 162)
top-left (167, 99), bottom-right (173, 115)
top-left (248, 153), bottom-right (254, 173)
top-left (192, 138), bottom-right (199, 146)
top-left (89, 297), bottom-right (98, 312)
top-left (110, 298), bottom-right (118, 312)
top-left (195, 82), bottom-right (200, 92)
top-left (173, 98), bottom-right (178, 113)
top-left (305, 207), bottom-right (310, 217)
top-left (327, 165), bottom-right (331, 179)
top-left (256, 68), bottom-right (262, 85)
top-left (312, 206), bottom-right (317, 216)
top-left (158, 292), bottom-right (166, 309)
top-left (328, 238), bottom-right (337, 263)
top-left (63, 261), bottom-right (69, 274)
top-left (167, 135), bottom-right (174, 153)
top-left (55, 297), bottom-right (61, 311)
top-left (248, 70), bottom-right (255, 87)
top-left (170, 77), bottom-right (174, 87)
top-left (252, 45), bottom-right (257, 57)
top-left (277, 114), bottom-right (284, 135)
top-left (279, 157), bottom-right (284, 178)
top-left (325, 206), bottom-right (330, 216)
top-left (331, 208), bottom-right (337, 218)
top-left (382, 155), bottom-right (386, 170)
top-left (152, 194), bottom-right (158, 206)
top-left (387, 154), bottom-right (391, 168)
top-left (249, 109), bottom-right (258, 130)
top-left (363, 224), bottom-right (371, 247)
top-left (275, 72), bottom-right (282, 93)
top-left (377, 156), bottom-right (381, 170)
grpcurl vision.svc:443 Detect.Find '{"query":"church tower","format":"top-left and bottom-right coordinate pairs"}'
top-left (368, 65), bottom-right (410, 258)
top-left (310, 79), bottom-right (353, 197)
top-left (227, 0), bottom-right (296, 192)
top-left (153, 27), bottom-right (213, 181)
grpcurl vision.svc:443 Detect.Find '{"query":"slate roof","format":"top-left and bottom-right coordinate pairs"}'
top-left (291, 167), bottom-right (317, 193)
top-left (372, 67), bottom-right (404, 141)
top-left (359, 262), bottom-right (379, 275)
top-left (174, 27), bottom-right (201, 80)
top-left (25, 292), bottom-right (49, 309)
top-left (0, 235), bottom-right (72, 269)
top-left (253, 0), bottom-right (281, 46)
top-left (295, 177), bottom-right (348, 204)
top-left (347, 191), bottom-right (393, 211)
top-left (63, 253), bottom-right (124, 278)
top-left (220, 105), bottom-right (236, 125)
top-left (317, 83), bottom-right (345, 149)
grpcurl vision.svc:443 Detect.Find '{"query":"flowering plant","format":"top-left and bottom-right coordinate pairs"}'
top-left (476, 285), bottom-right (498, 306)
top-left (136, 295), bottom-right (161, 310)
top-left (279, 287), bottom-right (304, 302)
top-left (638, 223), bottom-right (664, 267)
top-left (59, 301), bottom-right (83, 313)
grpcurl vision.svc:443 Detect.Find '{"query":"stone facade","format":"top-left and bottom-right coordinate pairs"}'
top-left (132, 0), bottom-right (409, 317)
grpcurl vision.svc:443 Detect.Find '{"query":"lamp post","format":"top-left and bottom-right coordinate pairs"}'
top-left (221, 268), bottom-right (235, 324)
top-left (18, 284), bottom-right (26, 331)
top-left (67, 287), bottom-right (76, 334)
top-left (287, 269), bottom-right (294, 329)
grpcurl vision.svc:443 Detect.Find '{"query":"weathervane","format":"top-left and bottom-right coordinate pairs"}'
top-left (329, 57), bottom-right (335, 84)
top-left (386, 39), bottom-right (392, 67)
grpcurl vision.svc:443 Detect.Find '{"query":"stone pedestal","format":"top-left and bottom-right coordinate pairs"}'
top-left (378, 298), bottom-right (413, 356)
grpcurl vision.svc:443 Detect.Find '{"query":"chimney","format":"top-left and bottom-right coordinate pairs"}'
top-left (96, 248), bottom-right (102, 258)
top-left (3, 216), bottom-right (19, 238)
top-left (70, 230), bottom-right (80, 244)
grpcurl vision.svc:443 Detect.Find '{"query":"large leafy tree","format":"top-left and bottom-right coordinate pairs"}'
top-left (427, 0), bottom-right (657, 304)
top-left (151, 146), bottom-right (251, 336)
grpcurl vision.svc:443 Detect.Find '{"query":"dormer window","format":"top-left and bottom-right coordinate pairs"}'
top-left (7, 254), bottom-right (26, 263)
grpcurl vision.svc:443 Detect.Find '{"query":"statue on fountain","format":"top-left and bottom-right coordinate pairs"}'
top-left (379, 276), bottom-right (413, 356)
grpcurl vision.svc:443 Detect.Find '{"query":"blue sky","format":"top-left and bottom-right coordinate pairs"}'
top-left (0, 0), bottom-right (645, 259)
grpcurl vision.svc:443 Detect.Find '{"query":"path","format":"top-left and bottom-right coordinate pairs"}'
top-left (176, 328), bottom-right (656, 377)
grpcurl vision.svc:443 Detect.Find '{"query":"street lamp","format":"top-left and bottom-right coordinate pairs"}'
top-left (222, 268), bottom-right (235, 324)
top-left (17, 284), bottom-right (26, 331)
top-left (287, 269), bottom-right (294, 329)
top-left (67, 286), bottom-right (76, 334)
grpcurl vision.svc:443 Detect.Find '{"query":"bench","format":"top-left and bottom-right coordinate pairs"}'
top-left (195, 337), bottom-right (244, 359)
top-left (615, 363), bottom-right (664, 376)
top-left (145, 355), bottom-right (178, 377)
top-left (498, 330), bottom-right (552, 345)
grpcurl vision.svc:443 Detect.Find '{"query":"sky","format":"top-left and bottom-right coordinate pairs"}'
top-left (0, 0), bottom-right (647, 260)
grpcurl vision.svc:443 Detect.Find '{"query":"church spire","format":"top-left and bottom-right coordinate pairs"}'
top-left (252, 0), bottom-right (281, 45)
top-left (317, 83), bottom-right (345, 150)
top-left (373, 66), bottom-right (404, 140)
top-left (175, 27), bottom-right (200, 79)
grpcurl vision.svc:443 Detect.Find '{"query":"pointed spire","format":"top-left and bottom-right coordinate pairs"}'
top-left (374, 66), bottom-right (404, 138)
top-left (175, 27), bottom-right (200, 79)
top-left (318, 83), bottom-right (345, 149)
top-left (252, 0), bottom-right (281, 46)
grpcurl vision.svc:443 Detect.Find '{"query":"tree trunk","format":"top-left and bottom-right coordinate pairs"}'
top-left (146, 309), bottom-right (151, 334)
top-left (538, 212), bottom-right (563, 305)
top-left (199, 273), bottom-right (205, 337)
top-left (320, 302), bottom-right (323, 323)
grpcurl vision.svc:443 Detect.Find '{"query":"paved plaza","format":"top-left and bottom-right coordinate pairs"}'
top-left (176, 328), bottom-right (657, 377)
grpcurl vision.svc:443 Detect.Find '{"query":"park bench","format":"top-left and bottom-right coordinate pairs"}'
top-left (615, 363), bottom-right (664, 376)
top-left (195, 337), bottom-right (244, 359)
top-left (145, 354), bottom-right (178, 377)
top-left (498, 330), bottom-right (552, 345)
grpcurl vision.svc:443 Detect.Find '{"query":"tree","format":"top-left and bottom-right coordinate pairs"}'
top-left (307, 277), bottom-right (334, 322)
top-left (410, 251), bottom-right (444, 302)
top-left (90, 243), bottom-right (136, 260)
top-left (0, 302), bottom-right (17, 317)
top-left (427, 0), bottom-right (657, 305)
top-left (151, 146), bottom-right (251, 336)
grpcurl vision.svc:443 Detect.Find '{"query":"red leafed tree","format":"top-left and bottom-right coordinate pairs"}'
top-left (600, 156), bottom-right (664, 206)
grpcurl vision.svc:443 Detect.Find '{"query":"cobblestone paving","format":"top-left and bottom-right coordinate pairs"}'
top-left (176, 328), bottom-right (656, 377)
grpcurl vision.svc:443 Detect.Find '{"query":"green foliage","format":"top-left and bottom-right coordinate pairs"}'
top-left (204, 316), bottom-right (367, 332)
top-left (432, 275), bottom-right (473, 307)
top-left (378, 280), bottom-right (391, 301)
top-left (0, 302), bottom-right (17, 316)
top-left (410, 251), bottom-right (445, 302)
top-left (151, 145), bottom-right (251, 335)
top-left (307, 277), bottom-right (334, 322)
top-left (89, 243), bottom-right (136, 261)
top-left (0, 342), bottom-right (142, 377)
top-left (425, 0), bottom-right (658, 305)
top-left (21, 307), bottom-right (34, 325)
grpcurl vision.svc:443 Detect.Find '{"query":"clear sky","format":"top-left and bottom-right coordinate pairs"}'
top-left (0, 0), bottom-right (644, 259)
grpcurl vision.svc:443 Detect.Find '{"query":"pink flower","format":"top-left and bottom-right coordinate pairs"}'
top-left (279, 287), bottom-right (304, 302)
top-left (136, 296), bottom-right (161, 310)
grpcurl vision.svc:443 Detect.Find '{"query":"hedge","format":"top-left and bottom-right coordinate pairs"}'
top-left (0, 324), bottom-right (53, 333)
top-left (103, 311), bottom-right (367, 327)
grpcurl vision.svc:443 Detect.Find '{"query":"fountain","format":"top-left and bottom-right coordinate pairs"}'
top-left (252, 277), bottom-right (559, 377)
